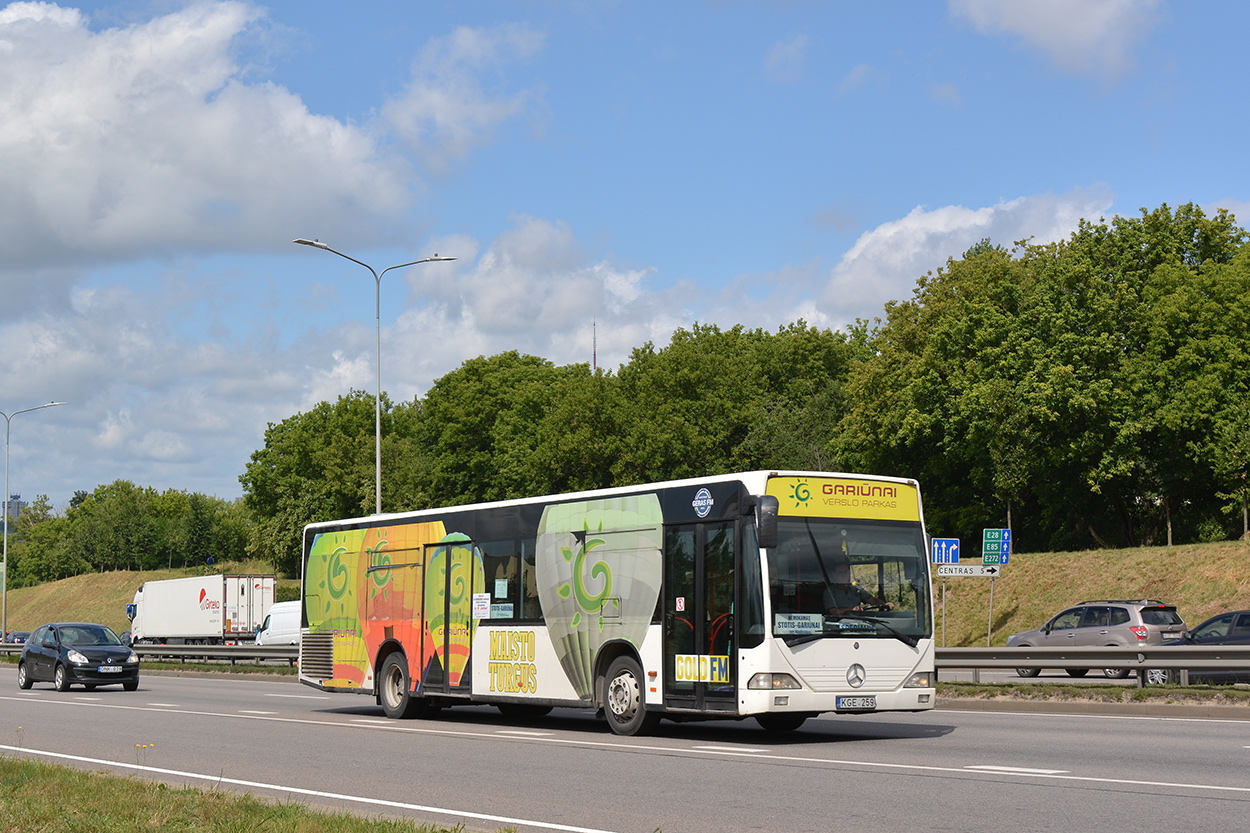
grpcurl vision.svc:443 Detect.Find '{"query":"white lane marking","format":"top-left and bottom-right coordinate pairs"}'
top-left (239, 710), bottom-right (278, 715)
top-left (496, 729), bottom-right (552, 737)
top-left (146, 703), bottom-right (181, 708)
top-left (6, 694), bottom-right (1250, 796)
top-left (263, 692), bottom-right (332, 700)
top-left (693, 745), bottom-right (769, 754)
top-left (966, 765), bottom-right (1068, 775)
top-left (0, 745), bottom-right (617, 833)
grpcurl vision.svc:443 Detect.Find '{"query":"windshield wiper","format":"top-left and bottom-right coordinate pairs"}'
top-left (844, 613), bottom-right (919, 647)
top-left (782, 632), bottom-right (827, 648)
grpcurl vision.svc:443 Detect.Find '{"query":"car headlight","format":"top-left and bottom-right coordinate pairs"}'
top-left (126, 650), bottom-right (139, 664)
top-left (904, 671), bottom-right (932, 688)
top-left (747, 673), bottom-right (802, 690)
top-left (67, 649), bottom-right (89, 664)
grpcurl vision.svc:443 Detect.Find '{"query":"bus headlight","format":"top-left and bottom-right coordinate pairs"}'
top-left (904, 671), bottom-right (932, 688)
top-left (748, 673), bottom-right (801, 690)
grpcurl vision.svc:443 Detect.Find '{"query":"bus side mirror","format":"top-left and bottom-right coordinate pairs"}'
top-left (756, 496), bottom-right (779, 550)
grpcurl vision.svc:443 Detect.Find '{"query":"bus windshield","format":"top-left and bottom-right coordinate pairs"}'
top-left (766, 518), bottom-right (931, 643)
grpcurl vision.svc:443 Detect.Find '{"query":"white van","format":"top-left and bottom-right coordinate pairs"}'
top-left (255, 601), bottom-right (301, 645)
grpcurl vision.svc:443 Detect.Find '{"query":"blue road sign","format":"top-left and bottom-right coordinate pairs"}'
top-left (931, 537), bottom-right (960, 564)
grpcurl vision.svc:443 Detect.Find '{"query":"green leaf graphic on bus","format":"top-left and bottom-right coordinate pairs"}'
top-left (537, 495), bottom-right (663, 700)
top-left (556, 533), bottom-right (611, 630)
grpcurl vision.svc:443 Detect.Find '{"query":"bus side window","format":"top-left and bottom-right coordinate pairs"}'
top-left (481, 540), bottom-right (518, 621)
top-left (520, 539), bottom-right (542, 620)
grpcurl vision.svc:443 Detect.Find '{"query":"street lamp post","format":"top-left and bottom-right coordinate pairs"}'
top-left (2, 401), bottom-right (65, 640)
top-left (294, 239), bottom-right (455, 515)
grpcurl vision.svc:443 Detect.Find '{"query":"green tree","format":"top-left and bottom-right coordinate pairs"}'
top-left (413, 351), bottom-right (565, 505)
top-left (65, 481), bottom-right (161, 572)
top-left (240, 390), bottom-right (387, 575)
top-left (8, 495), bottom-right (78, 586)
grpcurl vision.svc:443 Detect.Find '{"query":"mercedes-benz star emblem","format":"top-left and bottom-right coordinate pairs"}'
top-left (846, 663), bottom-right (866, 688)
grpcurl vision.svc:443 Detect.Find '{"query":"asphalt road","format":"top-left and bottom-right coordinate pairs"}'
top-left (2, 667), bottom-right (1248, 833)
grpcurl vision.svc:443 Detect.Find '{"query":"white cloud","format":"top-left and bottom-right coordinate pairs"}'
top-left (0, 1), bottom-right (410, 272)
top-left (950, 0), bottom-right (1163, 78)
top-left (382, 23), bottom-right (546, 175)
top-left (837, 63), bottom-right (887, 97)
top-left (930, 82), bottom-right (962, 106)
top-left (765, 34), bottom-right (807, 83)
top-left (1209, 199), bottom-right (1250, 228)
top-left (817, 188), bottom-right (1115, 328)
top-left (376, 215), bottom-right (693, 392)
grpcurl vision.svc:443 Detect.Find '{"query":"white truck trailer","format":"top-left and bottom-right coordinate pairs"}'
top-left (126, 575), bottom-right (278, 644)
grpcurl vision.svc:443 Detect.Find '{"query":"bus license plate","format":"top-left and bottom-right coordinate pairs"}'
top-left (97, 666), bottom-right (123, 673)
top-left (837, 695), bottom-right (875, 710)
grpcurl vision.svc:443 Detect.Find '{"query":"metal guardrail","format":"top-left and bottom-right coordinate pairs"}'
top-left (5, 643), bottom-right (1246, 682)
top-left (132, 644), bottom-right (298, 665)
top-left (0, 642), bottom-right (297, 664)
top-left (936, 645), bottom-right (1250, 686)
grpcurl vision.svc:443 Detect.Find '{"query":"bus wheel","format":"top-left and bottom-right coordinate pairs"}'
top-left (603, 656), bottom-right (659, 737)
top-left (379, 654), bottom-right (425, 719)
top-left (755, 713), bottom-right (808, 732)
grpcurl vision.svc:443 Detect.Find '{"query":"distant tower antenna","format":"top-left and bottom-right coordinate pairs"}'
top-left (593, 317), bottom-right (597, 372)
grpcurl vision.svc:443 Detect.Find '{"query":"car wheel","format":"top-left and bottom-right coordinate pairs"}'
top-left (1144, 668), bottom-right (1171, 686)
top-left (123, 679), bottom-right (139, 692)
top-left (378, 653), bottom-right (426, 719)
top-left (1103, 668), bottom-right (1130, 679)
top-left (17, 661), bottom-right (32, 690)
top-left (755, 713), bottom-right (809, 732)
top-left (1015, 667), bottom-right (1041, 678)
top-left (603, 655), bottom-right (660, 736)
top-left (1064, 668), bottom-right (1089, 678)
top-left (54, 663), bottom-right (70, 692)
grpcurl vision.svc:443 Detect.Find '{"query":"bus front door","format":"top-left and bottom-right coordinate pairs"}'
top-left (663, 522), bottom-right (736, 713)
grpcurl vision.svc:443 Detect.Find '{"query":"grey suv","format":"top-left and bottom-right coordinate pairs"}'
top-left (1006, 599), bottom-right (1187, 679)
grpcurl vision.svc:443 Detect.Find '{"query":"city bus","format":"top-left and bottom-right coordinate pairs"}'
top-left (297, 470), bottom-right (935, 735)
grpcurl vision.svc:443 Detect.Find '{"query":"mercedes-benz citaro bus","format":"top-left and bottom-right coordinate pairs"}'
top-left (297, 471), bottom-right (935, 735)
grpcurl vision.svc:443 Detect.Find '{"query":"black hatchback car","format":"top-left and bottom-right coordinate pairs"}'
top-left (17, 622), bottom-right (140, 692)
top-left (1146, 610), bottom-right (1250, 685)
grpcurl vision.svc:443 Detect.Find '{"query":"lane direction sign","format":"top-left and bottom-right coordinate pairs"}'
top-left (931, 537), bottom-right (960, 564)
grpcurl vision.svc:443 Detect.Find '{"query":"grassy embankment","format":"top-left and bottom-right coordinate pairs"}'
top-left (929, 539), bottom-right (1250, 647)
top-left (3, 560), bottom-right (297, 636)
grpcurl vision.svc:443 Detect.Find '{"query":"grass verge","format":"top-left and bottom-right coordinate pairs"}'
top-left (0, 757), bottom-right (484, 833)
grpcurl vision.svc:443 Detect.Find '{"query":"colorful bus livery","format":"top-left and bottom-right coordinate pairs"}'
top-left (298, 471), bottom-right (936, 735)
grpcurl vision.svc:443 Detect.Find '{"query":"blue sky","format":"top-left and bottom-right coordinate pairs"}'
top-left (1, 0), bottom-right (1247, 510)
